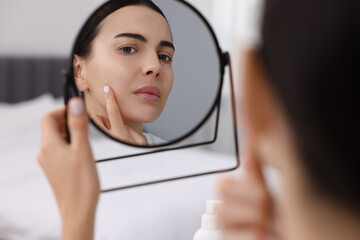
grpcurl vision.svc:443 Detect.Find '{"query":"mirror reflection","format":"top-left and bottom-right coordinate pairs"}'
top-left (66, 0), bottom-right (222, 147)
top-left (71, 2), bottom-right (174, 145)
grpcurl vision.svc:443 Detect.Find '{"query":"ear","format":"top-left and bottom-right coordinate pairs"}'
top-left (73, 55), bottom-right (89, 91)
top-left (242, 49), bottom-right (277, 145)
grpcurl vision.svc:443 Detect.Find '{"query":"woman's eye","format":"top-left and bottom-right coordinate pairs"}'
top-left (158, 54), bottom-right (172, 63)
top-left (120, 47), bottom-right (136, 54)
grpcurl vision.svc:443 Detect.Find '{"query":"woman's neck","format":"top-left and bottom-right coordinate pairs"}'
top-left (123, 120), bottom-right (143, 136)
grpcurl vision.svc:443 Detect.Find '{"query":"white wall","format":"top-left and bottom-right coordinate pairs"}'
top-left (0, 0), bottom-right (105, 56)
top-left (0, 0), bottom-right (262, 57)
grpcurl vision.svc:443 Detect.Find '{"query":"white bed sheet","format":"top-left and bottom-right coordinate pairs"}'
top-left (0, 94), bottom-right (239, 240)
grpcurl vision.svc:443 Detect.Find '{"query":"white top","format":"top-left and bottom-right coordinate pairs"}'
top-left (143, 132), bottom-right (167, 145)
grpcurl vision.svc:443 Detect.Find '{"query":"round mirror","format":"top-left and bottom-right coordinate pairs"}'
top-left (64, 0), bottom-right (225, 147)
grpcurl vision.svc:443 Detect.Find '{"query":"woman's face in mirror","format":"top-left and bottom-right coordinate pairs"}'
top-left (74, 5), bottom-right (174, 135)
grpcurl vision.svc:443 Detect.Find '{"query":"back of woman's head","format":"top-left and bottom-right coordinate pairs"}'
top-left (259, 0), bottom-right (360, 210)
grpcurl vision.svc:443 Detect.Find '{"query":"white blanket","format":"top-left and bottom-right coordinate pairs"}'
top-left (0, 94), bottom-right (241, 240)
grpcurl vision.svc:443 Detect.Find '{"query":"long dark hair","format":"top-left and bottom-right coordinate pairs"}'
top-left (259, 0), bottom-right (360, 210)
top-left (65, 0), bottom-right (167, 101)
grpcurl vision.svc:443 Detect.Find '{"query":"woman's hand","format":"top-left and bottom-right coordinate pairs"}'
top-left (218, 147), bottom-right (278, 240)
top-left (37, 98), bottom-right (100, 240)
top-left (93, 85), bottom-right (147, 145)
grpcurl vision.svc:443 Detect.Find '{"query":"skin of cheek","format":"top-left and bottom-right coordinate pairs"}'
top-left (157, 67), bottom-right (173, 118)
top-left (86, 58), bottom-right (134, 118)
top-left (84, 59), bottom-right (119, 114)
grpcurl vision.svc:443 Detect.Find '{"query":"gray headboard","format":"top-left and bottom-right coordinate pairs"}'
top-left (0, 57), bottom-right (69, 103)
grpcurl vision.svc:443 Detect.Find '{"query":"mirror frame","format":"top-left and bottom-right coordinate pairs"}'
top-left (64, 0), bottom-right (227, 148)
top-left (61, 0), bottom-right (240, 191)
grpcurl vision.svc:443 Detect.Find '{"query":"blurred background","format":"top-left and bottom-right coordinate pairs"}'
top-left (0, 0), bottom-right (263, 153)
top-left (0, 0), bottom-right (262, 56)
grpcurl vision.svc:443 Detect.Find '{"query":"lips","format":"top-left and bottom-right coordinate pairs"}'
top-left (134, 86), bottom-right (160, 103)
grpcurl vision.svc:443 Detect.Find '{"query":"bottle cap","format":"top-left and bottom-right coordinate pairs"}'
top-left (206, 200), bottom-right (222, 215)
top-left (201, 200), bottom-right (223, 230)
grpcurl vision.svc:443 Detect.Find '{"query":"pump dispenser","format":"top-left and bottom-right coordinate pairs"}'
top-left (193, 200), bottom-right (222, 240)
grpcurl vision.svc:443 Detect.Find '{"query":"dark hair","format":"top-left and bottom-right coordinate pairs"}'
top-left (259, 0), bottom-right (360, 210)
top-left (66, 0), bottom-right (167, 97)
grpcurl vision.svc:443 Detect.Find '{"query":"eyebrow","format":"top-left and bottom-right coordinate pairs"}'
top-left (114, 33), bottom-right (175, 51)
top-left (159, 41), bottom-right (175, 51)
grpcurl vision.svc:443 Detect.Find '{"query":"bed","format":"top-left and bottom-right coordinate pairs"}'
top-left (0, 57), bottom-right (280, 239)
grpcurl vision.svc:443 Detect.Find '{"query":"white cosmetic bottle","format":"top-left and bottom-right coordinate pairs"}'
top-left (193, 200), bottom-right (222, 240)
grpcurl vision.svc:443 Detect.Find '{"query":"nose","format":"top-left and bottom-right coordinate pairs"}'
top-left (142, 53), bottom-right (161, 77)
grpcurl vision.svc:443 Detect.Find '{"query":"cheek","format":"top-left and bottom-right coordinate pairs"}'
top-left (85, 64), bottom-right (107, 107)
top-left (162, 69), bottom-right (174, 98)
top-left (110, 69), bottom-right (135, 104)
top-left (87, 59), bottom-right (134, 107)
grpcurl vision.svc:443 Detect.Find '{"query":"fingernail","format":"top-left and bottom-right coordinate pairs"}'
top-left (70, 98), bottom-right (84, 115)
top-left (104, 85), bottom-right (110, 93)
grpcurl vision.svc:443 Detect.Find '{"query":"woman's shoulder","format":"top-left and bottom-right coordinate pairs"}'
top-left (143, 132), bottom-right (166, 145)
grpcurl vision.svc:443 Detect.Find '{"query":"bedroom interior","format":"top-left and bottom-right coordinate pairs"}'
top-left (0, 0), bottom-right (278, 239)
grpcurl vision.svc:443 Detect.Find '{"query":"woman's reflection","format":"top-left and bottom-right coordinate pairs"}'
top-left (69, 1), bottom-right (175, 145)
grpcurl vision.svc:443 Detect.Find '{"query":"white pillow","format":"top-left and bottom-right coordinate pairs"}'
top-left (0, 94), bottom-right (63, 143)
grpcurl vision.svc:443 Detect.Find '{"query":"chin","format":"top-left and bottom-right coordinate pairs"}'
top-left (125, 110), bottom-right (161, 123)
top-left (136, 114), bottom-right (160, 123)
top-left (130, 104), bottom-right (164, 121)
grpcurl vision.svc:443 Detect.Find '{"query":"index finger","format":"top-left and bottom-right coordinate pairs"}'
top-left (103, 85), bottom-right (127, 135)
